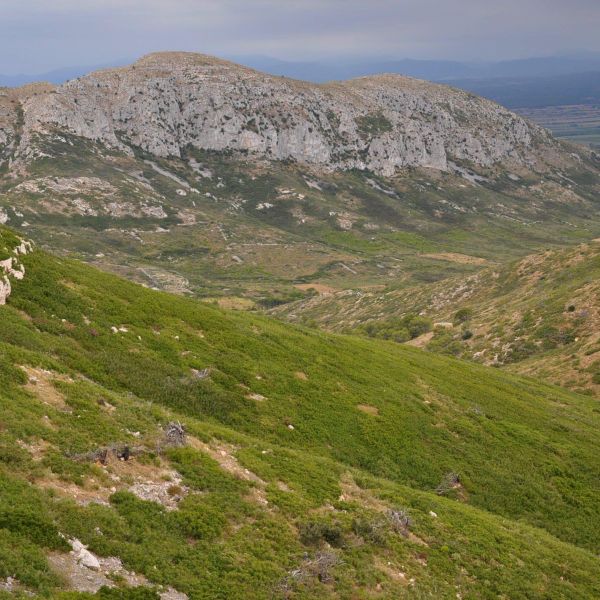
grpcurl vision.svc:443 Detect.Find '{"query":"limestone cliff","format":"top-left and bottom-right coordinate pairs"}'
top-left (6, 52), bottom-right (560, 176)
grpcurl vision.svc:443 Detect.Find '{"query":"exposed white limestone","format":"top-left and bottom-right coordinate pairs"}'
top-left (10, 52), bottom-right (555, 176)
top-left (0, 236), bottom-right (32, 304)
top-left (0, 276), bottom-right (10, 305)
top-left (70, 539), bottom-right (101, 571)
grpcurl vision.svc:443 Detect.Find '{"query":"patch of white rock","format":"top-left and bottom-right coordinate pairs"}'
top-left (0, 239), bottom-right (32, 305)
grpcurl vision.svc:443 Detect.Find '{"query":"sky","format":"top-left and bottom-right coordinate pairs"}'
top-left (0, 0), bottom-right (599, 75)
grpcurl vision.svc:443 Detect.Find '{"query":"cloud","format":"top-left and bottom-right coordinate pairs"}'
top-left (0, 0), bottom-right (598, 74)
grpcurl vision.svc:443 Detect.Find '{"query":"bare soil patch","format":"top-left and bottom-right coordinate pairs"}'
top-left (294, 283), bottom-right (338, 295)
top-left (405, 331), bottom-right (434, 348)
top-left (21, 366), bottom-right (72, 411)
top-left (422, 253), bottom-right (487, 265)
top-left (357, 404), bottom-right (379, 416)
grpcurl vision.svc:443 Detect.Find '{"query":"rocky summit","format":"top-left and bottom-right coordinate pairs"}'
top-left (2, 52), bottom-right (563, 176)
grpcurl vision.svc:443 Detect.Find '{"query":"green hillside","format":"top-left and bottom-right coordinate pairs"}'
top-left (274, 240), bottom-right (600, 397)
top-left (1, 226), bottom-right (600, 598)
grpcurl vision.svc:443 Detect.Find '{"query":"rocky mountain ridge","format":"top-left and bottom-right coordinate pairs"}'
top-left (0, 52), bottom-right (569, 176)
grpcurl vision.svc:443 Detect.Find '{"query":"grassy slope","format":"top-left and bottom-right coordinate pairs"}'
top-left (1, 228), bottom-right (599, 597)
top-left (274, 240), bottom-right (600, 397)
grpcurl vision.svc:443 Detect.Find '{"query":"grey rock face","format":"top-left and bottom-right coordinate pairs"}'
top-left (0, 92), bottom-right (18, 160)
top-left (0, 276), bottom-right (10, 305)
top-left (0, 238), bottom-right (32, 305)
top-left (12, 52), bottom-right (554, 176)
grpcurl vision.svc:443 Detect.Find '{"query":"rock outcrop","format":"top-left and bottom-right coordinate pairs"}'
top-left (0, 275), bottom-right (10, 305)
top-left (0, 237), bottom-right (32, 305)
top-left (7, 52), bottom-right (558, 176)
top-left (70, 538), bottom-right (101, 571)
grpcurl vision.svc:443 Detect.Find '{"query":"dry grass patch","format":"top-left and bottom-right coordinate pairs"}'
top-left (206, 296), bottom-right (255, 310)
top-left (16, 438), bottom-right (52, 461)
top-left (36, 476), bottom-right (112, 507)
top-left (374, 557), bottom-right (414, 587)
top-left (294, 283), bottom-right (338, 295)
top-left (357, 404), bottom-right (379, 416)
top-left (422, 252), bottom-right (487, 265)
top-left (20, 366), bottom-right (72, 411)
top-left (405, 331), bottom-right (434, 348)
top-left (338, 473), bottom-right (387, 512)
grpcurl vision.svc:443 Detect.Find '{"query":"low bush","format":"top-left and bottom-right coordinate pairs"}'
top-left (299, 519), bottom-right (345, 547)
top-left (454, 308), bottom-right (473, 325)
top-left (358, 314), bottom-right (432, 343)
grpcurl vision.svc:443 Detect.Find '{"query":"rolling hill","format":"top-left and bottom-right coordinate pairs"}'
top-left (1, 226), bottom-right (600, 597)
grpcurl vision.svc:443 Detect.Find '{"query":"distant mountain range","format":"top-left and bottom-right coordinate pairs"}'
top-left (2, 54), bottom-right (600, 86)
top-left (232, 54), bottom-right (600, 84)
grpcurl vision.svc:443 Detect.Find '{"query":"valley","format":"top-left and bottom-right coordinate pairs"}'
top-left (3, 141), bottom-right (600, 308)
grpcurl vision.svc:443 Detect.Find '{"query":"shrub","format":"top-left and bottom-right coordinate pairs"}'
top-left (299, 519), bottom-right (344, 547)
top-left (407, 316), bottom-right (433, 338)
top-left (167, 484), bottom-right (183, 497)
top-left (454, 308), bottom-right (473, 325)
top-left (0, 507), bottom-right (68, 551)
top-left (358, 314), bottom-right (432, 343)
top-left (507, 339), bottom-right (538, 362)
top-left (535, 325), bottom-right (576, 350)
top-left (427, 330), bottom-right (462, 356)
top-left (351, 516), bottom-right (387, 544)
top-left (355, 112), bottom-right (393, 139)
top-left (436, 472), bottom-right (461, 495)
top-left (386, 508), bottom-right (412, 536)
top-left (276, 551), bottom-right (341, 593)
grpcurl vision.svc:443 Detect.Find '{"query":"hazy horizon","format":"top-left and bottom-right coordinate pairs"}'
top-left (0, 0), bottom-right (599, 76)
top-left (3, 51), bottom-right (600, 78)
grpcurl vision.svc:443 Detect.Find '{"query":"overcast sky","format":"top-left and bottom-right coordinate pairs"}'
top-left (1, 0), bottom-right (599, 74)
